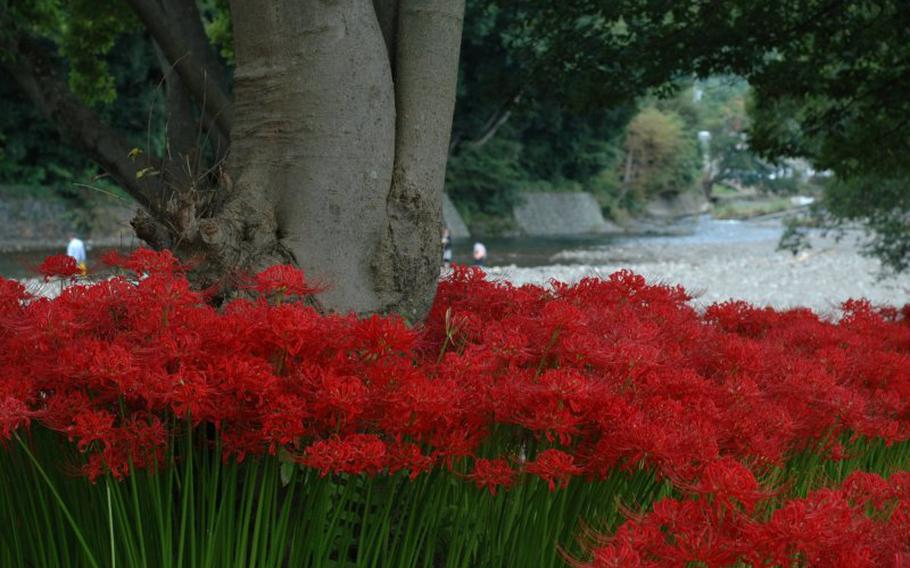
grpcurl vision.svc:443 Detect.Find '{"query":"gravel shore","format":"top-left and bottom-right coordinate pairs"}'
top-left (481, 221), bottom-right (909, 315)
top-left (16, 218), bottom-right (909, 314)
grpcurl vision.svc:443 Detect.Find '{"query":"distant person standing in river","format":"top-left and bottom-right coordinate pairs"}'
top-left (442, 227), bottom-right (453, 267)
top-left (473, 242), bottom-right (487, 266)
top-left (66, 235), bottom-right (87, 275)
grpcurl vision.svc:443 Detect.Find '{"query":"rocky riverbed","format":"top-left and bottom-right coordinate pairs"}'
top-left (479, 219), bottom-right (909, 315)
top-left (12, 217), bottom-right (909, 314)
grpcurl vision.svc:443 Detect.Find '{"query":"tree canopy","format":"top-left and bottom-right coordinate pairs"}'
top-left (2, 0), bottom-right (910, 292)
top-left (496, 0), bottom-right (910, 268)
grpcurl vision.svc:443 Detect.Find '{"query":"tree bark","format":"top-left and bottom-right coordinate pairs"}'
top-left (6, 2), bottom-right (467, 318)
top-left (219, 0), bottom-right (466, 317)
top-left (374, 0), bottom-right (466, 319)
top-left (227, 0), bottom-right (397, 313)
top-left (159, 0), bottom-right (229, 97)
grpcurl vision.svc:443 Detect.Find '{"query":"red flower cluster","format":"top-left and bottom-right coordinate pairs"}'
top-left (37, 254), bottom-right (81, 280)
top-left (0, 253), bottom-right (908, 488)
top-left (250, 264), bottom-right (322, 299)
top-left (580, 468), bottom-right (910, 567)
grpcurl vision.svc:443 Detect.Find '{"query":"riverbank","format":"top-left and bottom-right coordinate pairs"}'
top-left (0, 190), bottom-right (137, 255)
top-left (11, 217), bottom-right (908, 314)
top-left (480, 218), bottom-right (909, 314)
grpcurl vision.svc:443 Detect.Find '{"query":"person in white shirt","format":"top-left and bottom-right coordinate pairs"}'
top-left (66, 236), bottom-right (87, 274)
top-left (472, 242), bottom-right (487, 266)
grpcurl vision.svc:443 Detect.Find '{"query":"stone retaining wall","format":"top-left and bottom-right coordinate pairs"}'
top-left (1, 190), bottom-right (471, 250)
top-left (442, 194), bottom-right (470, 239)
top-left (0, 191), bottom-right (137, 251)
top-left (513, 192), bottom-right (622, 236)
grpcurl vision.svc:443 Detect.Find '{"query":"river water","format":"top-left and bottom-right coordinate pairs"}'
top-left (5, 216), bottom-right (908, 311)
top-left (452, 215), bottom-right (782, 267)
top-left (0, 246), bottom-right (131, 280)
top-left (0, 215), bottom-right (779, 279)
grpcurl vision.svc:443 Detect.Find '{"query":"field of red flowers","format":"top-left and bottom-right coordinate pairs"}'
top-left (1, 250), bottom-right (909, 567)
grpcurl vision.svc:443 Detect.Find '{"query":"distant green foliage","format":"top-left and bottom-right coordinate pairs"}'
top-left (0, 1), bottom-right (58, 47)
top-left (0, 0), bottom-right (138, 104)
top-left (826, 177), bottom-right (910, 274)
top-left (517, 102), bottom-right (632, 185)
top-left (739, 0), bottom-right (910, 271)
top-left (445, 138), bottom-right (524, 221)
top-left (201, 0), bottom-right (234, 64)
top-left (446, 1), bottom-right (641, 232)
top-left (0, 64), bottom-right (101, 203)
top-left (513, 1), bottom-right (910, 267)
top-left (0, 82), bottom-right (86, 189)
top-left (695, 78), bottom-right (768, 188)
top-left (742, 5), bottom-right (910, 182)
top-left (3, 0), bottom-right (906, 269)
top-left (60, 0), bottom-right (138, 104)
top-left (714, 197), bottom-right (792, 220)
top-left (620, 106), bottom-right (700, 202)
top-left (0, 29), bottom-right (164, 201)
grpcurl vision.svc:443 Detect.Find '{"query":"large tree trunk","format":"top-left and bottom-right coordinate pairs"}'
top-left (228, 0), bottom-right (395, 313)
top-left (222, 0), bottom-right (465, 317)
top-left (5, 1), bottom-right (465, 318)
top-left (376, 0), bottom-right (467, 320)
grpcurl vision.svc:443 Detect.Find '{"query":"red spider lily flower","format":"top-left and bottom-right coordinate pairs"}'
top-left (0, 396), bottom-right (30, 440)
top-left (0, 277), bottom-right (29, 312)
top-left (100, 249), bottom-right (127, 268)
top-left (252, 264), bottom-right (320, 298)
top-left (688, 458), bottom-right (767, 513)
top-left (579, 471), bottom-right (910, 568)
top-left (38, 254), bottom-right (81, 280)
top-left (308, 371), bottom-right (369, 429)
top-left (100, 248), bottom-right (186, 277)
top-left (260, 395), bottom-right (310, 450)
top-left (123, 248), bottom-right (185, 275)
top-left (467, 458), bottom-right (515, 496)
top-left (302, 434), bottom-right (388, 477)
top-left (525, 449), bottom-right (582, 491)
top-left (586, 541), bottom-right (646, 568)
top-left (67, 409), bottom-right (116, 451)
top-left (4, 251), bottom-right (910, 502)
top-left (348, 315), bottom-right (417, 358)
top-left (387, 443), bottom-right (435, 480)
top-left (842, 471), bottom-right (893, 509)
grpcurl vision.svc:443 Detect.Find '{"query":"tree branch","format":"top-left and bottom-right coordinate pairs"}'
top-left (3, 38), bottom-right (162, 211)
top-left (154, 44), bottom-right (197, 165)
top-left (153, 40), bottom-right (230, 187)
top-left (161, 0), bottom-right (229, 90)
top-left (125, 0), bottom-right (233, 141)
top-left (159, 0), bottom-right (230, 162)
top-left (466, 91), bottom-right (522, 150)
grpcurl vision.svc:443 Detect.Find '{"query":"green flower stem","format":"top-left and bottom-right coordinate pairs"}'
top-left (13, 433), bottom-right (100, 568)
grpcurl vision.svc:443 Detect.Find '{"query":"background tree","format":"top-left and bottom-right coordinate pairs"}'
top-left (618, 106), bottom-right (700, 207)
top-left (444, 2), bottom-right (637, 233)
top-left (3, 0), bottom-right (910, 319)
top-left (529, 0), bottom-right (910, 270)
top-left (693, 78), bottom-right (770, 196)
top-left (2, 0), bottom-right (465, 319)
